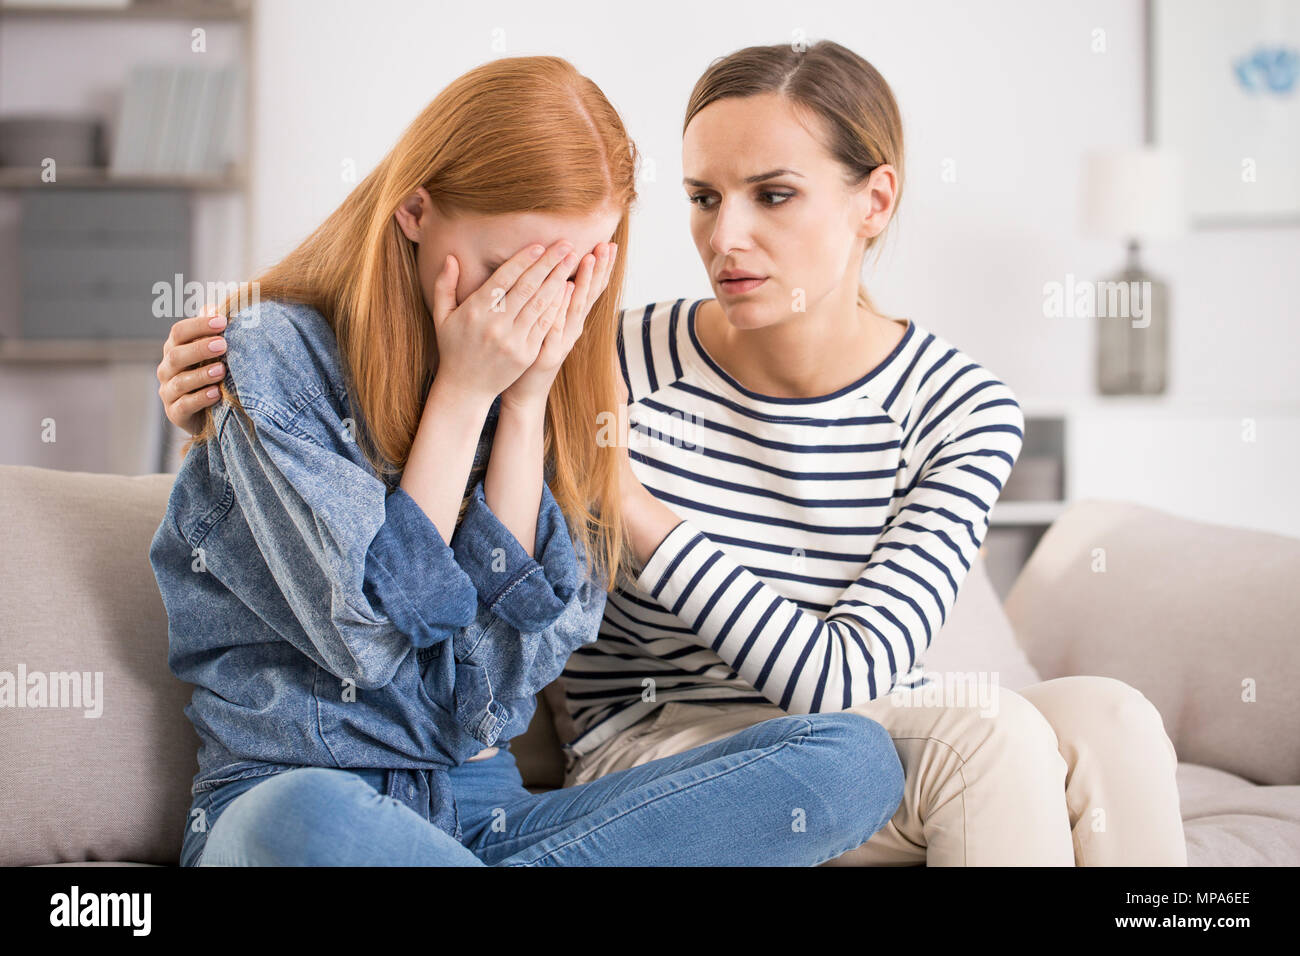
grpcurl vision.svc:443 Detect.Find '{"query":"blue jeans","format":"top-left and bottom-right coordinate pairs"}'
top-left (187, 711), bottom-right (903, 866)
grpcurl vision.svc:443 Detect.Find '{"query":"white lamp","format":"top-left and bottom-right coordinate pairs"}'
top-left (1079, 147), bottom-right (1188, 395)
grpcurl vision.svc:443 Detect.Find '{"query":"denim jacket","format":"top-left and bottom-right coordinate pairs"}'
top-left (149, 298), bottom-right (606, 838)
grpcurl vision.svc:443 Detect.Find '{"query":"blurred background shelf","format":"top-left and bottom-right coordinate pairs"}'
top-left (989, 500), bottom-right (1069, 527)
top-left (0, 2), bottom-right (248, 20)
top-left (0, 337), bottom-right (161, 362)
top-left (0, 165), bottom-right (245, 189)
top-left (0, 0), bottom-right (253, 474)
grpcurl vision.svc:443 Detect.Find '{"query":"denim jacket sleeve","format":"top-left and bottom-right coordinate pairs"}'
top-left (214, 310), bottom-right (479, 691)
top-left (449, 477), bottom-right (578, 633)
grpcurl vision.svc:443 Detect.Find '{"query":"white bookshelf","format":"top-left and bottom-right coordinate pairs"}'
top-left (0, 0), bottom-right (254, 474)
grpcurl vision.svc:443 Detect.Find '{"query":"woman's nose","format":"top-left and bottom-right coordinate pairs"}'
top-left (709, 198), bottom-right (752, 256)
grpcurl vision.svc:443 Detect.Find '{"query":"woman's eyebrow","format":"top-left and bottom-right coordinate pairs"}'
top-left (683, 168), bottom-right (805, 187)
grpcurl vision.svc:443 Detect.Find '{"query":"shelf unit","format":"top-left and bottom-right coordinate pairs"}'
top-left (0, 337), bottom-right (160, 362)
top-left (0, 2), bottom-right (247, 20)
top-left (0, 0), bottom-right (254, 473)
top-left (0, 165), bottom-right (245, 190)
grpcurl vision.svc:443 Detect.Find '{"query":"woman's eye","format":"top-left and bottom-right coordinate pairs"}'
top-left (688, 191), bottom-right (794, 209)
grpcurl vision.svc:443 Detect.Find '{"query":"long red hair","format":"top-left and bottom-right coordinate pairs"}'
top-left (187, 56), bottom-right (638, 591)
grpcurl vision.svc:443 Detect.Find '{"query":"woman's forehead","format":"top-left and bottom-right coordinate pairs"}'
top-left (683, 96), bottom-right (829, 178)
top-left (477, 208), bottom-right (619, 254)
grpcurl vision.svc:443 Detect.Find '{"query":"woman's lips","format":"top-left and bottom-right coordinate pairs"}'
top-left (718, 276), bottom-right (767, 295)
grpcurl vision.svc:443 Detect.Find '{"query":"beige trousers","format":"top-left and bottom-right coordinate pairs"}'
top-left (564, 675), bottom-right (1187, 866)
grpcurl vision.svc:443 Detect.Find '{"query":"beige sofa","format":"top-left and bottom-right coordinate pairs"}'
top-left (2, 463), bottom-right (1297, 866)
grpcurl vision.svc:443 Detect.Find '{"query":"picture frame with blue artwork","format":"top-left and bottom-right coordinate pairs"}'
top-left (1146, 0), bottom-right (1300, 226)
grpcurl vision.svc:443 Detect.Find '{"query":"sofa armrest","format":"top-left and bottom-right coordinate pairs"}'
top-left (1003, 498), bottom-right (1300, 786)
top-left (0, 465), bottom-right (196, 867)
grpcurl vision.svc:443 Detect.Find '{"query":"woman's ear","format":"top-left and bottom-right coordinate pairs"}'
top-left (393, 186), bottom-right (433, 243)
top-left (854, 164), bottom-right (897, 241)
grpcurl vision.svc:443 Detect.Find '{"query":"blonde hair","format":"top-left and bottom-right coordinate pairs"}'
top-left (188, 56), bottom-right (639, 592)
top-left (683, 40), bottom-right (904, 317)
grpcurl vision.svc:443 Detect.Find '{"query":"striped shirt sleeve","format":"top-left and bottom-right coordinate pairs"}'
top-left (631, 383), bottom-right (1025, 713)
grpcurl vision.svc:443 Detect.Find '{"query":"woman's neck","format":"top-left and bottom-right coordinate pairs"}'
top-left (698, 293), bottom-right (907, 400)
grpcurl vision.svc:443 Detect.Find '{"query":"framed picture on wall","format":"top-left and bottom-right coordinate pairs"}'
top-left (1147, 0), bottom-right (1300, 225)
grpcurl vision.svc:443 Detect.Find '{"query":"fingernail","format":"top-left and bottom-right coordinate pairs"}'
top-left (206, 388), bottom-right (219, 398)
top-left (529, 245), bottom-right (544, 258)
top-left (208, 314), bottom-right (226, 329)
top-left (209, 339), bottom-right (225, 352)
top-left (208, 363), bottom-right (224, 377)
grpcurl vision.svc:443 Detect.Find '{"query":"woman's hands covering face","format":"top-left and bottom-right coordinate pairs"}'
top-left (500, 239), bottom-right (616, 410)
top-left (431, 238), bottom-right (615, 409)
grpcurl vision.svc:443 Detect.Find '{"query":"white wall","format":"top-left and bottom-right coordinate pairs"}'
top-left (248, 0), bottom-right (1300, 406)
top-left (242, 0), bottom-right (1300, 537)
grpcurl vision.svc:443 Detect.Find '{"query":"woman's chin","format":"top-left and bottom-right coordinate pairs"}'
top-left (715, 292), bottom-right (782, 330)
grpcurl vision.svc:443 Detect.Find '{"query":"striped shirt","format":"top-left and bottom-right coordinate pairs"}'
top-left (559, 297), bottom-right (1025, 759)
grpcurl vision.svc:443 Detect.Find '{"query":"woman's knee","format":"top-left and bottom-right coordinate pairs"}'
top-left (203, 767), bottom-right (373, 864)
top-left (1085, 675), bottom-right (1164, 728)
top-left (1031, 675), bottom-right (1173, 751)
top-left (814, 711), bottom-right (901, 768)
top-left (804, 712), bottom-right (906, 827)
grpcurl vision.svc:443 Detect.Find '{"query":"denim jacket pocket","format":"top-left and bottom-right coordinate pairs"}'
top-left (453, 660), bottom-right (509, 747)
top-left (446, 611), bottom-right (520, 745)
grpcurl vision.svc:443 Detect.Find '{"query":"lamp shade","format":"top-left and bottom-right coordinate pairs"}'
top-left (1080, 147), bottom-right (1189, 240)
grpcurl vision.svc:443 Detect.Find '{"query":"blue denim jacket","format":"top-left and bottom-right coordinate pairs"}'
top-left (149, 298), bottom-right (606, 839)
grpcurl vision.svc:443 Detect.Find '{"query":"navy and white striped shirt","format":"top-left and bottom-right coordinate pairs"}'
top-left (560, 297), bottom-right (1024, 759)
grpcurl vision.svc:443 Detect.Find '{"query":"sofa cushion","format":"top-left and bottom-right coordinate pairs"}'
top-left (0, 465), bottom-right (196, 866)
top-left (1004, 499), bottom-right (1300, 787)
top-left (1177, 763), bottom-right (1300, 866)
